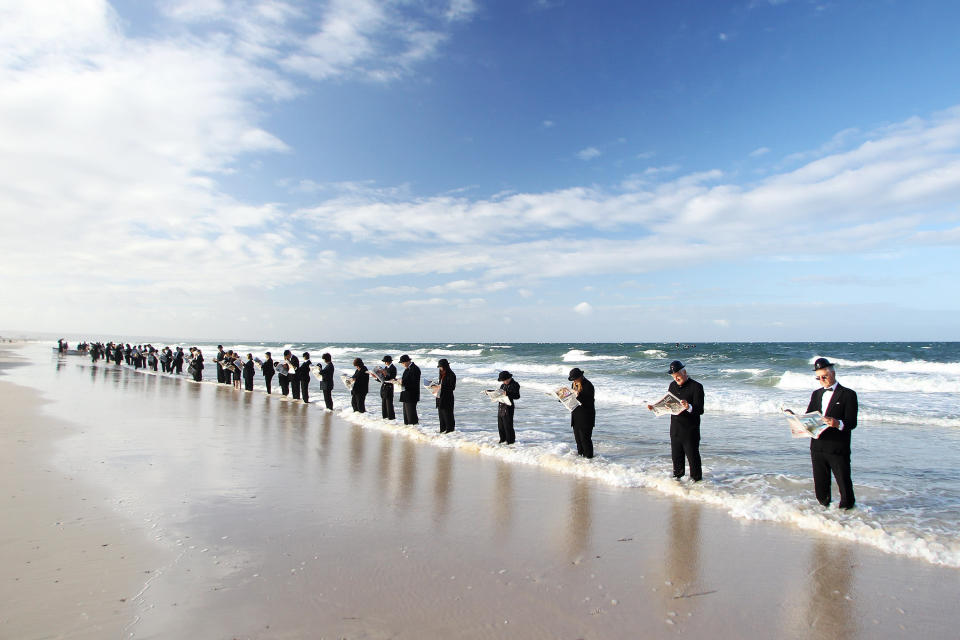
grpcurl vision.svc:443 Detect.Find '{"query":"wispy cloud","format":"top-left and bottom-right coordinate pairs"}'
top-left (577, 146), bottom-right (601, 161)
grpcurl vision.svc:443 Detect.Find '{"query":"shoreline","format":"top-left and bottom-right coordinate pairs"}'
top-left (47, 347), bottom-right (960, 568)
top-left (2, 344), bottom-right (959, 638)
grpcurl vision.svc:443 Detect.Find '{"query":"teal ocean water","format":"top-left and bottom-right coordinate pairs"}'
top-left (57, 340), bottom-right (960, 566)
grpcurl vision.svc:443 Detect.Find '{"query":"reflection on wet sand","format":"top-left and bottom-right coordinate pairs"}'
top-left (432, 448), bottom-right (454, 528)
top-left (665, 501), bottom-right (704, 599)
top-left (492, 461), bottom-right (514, 540)
top-left (561, 479), bottom-right (592, 559)
top-left (804, 541), bottom-right (857, 639)
top-left (395, 439), bottom-right (417, 511)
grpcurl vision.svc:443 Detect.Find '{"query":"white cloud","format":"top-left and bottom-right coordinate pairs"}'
top-left (574, 302), bottom-right (593, 315)
top-left (749, 146), bottom-right (771, 157)
top-left (577, 146), bottom-right (601, 161)
top-left (542, 119), bottom-right (555, 128)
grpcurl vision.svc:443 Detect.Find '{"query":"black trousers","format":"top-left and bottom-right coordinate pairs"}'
top-left (244, 373), bottom-right (254, 391)
top-left (381, 384), bottom-right (395, 419)
top-left (670, 425), bottom-right (702, 480)
top-left (300, 379), bottom-right (309, 403)
top-left (291, 377), bottom-right (301, 400)
top-left (323, 387), bottom-right (333, 410)
top-left (193, 368), bottom-right (203, 382)
top-left (438, 405), bottom-right (455, 432)
top-left (217, 365), bottom-right (225, 383)
top-left (498, 405), bottom-right (515, 444)
top-left (264, 374), bottom-right (273, 394)
top-left (279, 375), bottom-right (289, 396)
top-left (811, 450), bottom-right (855, 508)
top-left (352, 392), bottom-right (366, 413)
top-left (402, 401), bottom-right (418, 425)
top-left (571, 408), bottom-right (595, 458)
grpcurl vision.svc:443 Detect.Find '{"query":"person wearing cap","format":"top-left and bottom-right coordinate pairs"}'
top-left (261, 352), bottom-right (275, 394)
top-left (297, 352), bottom-right (312, 403)
top-left (651, 360), bottom-right (705, 481)
top-left (568, 368), bottom-right (596, 458)
top-left (216, 345), bottom-right (226, 384)
top-left (319, 353), bottom-right (335, 410)
top-left (435, 359), bottom-right (457, 433)
top-left (496, 371), bottom-right (521, 444)
top-left (398, 355), bottom-right (421, 425)
top-left (372, 356), bottom-right (398, 419)
top-left (807, 358), bottom-right (858, 509)
top-left (351, 358), bottom-right (369, 412)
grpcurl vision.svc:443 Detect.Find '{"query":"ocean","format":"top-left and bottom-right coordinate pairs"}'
top-left (57, 340), bottom-right (960, 567)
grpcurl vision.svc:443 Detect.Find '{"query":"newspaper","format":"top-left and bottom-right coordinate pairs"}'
top-left (552, 386), bottom-right (580, 412)
top-left (370, 367), bottom-right (387, 383)
top-left (483, 389), bottom-right (512, 406)
top-left (276, 362), bottom-right (290, 376)
top-left (424, 378), bottom-right (441, 397)
top-left (341, 374), bottom-right (355, 390)
top-left (781, 408), bottom-right (829, 439)
top-left (649, 392), bottom-right (685, 417)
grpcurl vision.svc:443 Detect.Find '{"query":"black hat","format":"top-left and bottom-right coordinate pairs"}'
top-left (398, 354), bottom-right (411, 363)
top-left (497, 371), bottom-right (512, 381)
top-left (265, 351), bottom-right (271, 356)
top-left (668, 360), bottom-right (685, 374)
top-left (812, 357), bottom-right (834, 371)
top-left (568, 367), bottom-right (584, 381)
top-left (382, 355), bottom-right (393, 363)
top-left (437, 358), bottom-right (449, 368)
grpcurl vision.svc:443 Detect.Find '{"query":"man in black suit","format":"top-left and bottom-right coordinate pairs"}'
top-left (378, 355), bottom-right (397, 420)
top-left (398, 355), bottom-right (420, 425)
top-left (648, 360), bottom-right (705, 481)
top-left (568, 368), bottom-right (595, 458)
top-left (298, 352), bottom-right (312, 403)
top-left (319, 353), bottom-right (334, 410)
top-left (216, 345), bottom-right (226, 383)
top-left (807, 357), bottom-right (858, 509)
top-left (261, 352), bottom-right (275, 394)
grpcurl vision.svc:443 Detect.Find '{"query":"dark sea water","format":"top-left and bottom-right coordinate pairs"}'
top-left (54, 340), bottom-right (960, 566)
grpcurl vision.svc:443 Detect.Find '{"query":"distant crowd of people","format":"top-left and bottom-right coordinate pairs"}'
top-left (65, 341), bottom-right (859, 509)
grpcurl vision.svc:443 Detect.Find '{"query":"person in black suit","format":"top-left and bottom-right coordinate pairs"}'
top-left (298, 352), bottom-right (311, 403)
top-left (172, 347), bottom-right (183, 373)
top-left (216, 345), bottom-right (226, 383)
top-left (807, 357), bottom-right (858, 509)
top-left (191, 349), bottom-right (204, 382)
top-left (261, 352), bottom-right (275, 394)
top-left (650, 360), bottom-right (705, 481)
top-left (243, 353), bottom-right (256, 391)
top-left (435, 358), bottom-right (457, 433)
top-left (288, 352), bottom-right (301, 400)
top-left (398, 355), bottom-right (420, 425)
top-left (568, 368), bottom-right (595, 458)
top-left (319, 353), bottom-right (334, 410)
top-left (496, 371), bottom-right (521, 444)
top-left (351, 357), bottom-right (369, 412)
top-left (278, 350), bottom-right (291, 396)
top-left (374, 355), bottom-right (397, 419)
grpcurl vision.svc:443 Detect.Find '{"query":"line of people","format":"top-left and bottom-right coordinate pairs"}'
top-left (75, 342), bottom-right (857, 509)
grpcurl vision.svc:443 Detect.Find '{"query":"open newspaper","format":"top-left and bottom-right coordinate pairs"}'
top-left (552, 386), bottom-right (580, 412)
top-left (423, 378), bottom-right (441, 397)
top-left (370, 367), bottom-right (387, 383)
top-left (340, 374), bottom-right (355, 390)
top-left (781, 408), bottom-right (829, 439)
top-left (254, 357), bottom-right (263, 369)
top-left (276, 362), bottom-right (290, 376)
top-left (649, 392), bottom-right (685, 417)
top-left (482, 389), bottom-right (512, 406)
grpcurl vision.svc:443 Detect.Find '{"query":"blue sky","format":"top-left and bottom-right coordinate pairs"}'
top-left (2, 0), bottom-right (959, 342)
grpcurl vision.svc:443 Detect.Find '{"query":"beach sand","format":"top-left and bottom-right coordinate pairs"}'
top-left (1, 344), bottom-right (957, 639)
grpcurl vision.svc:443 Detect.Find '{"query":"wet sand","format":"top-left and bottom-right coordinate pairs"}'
top-left (1, 344), bottom-right (958, 639)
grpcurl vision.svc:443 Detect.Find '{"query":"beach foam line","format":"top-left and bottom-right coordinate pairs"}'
top-left (336, 408), bottom-right (960, 568)
top-left (561, 349), bottom-right (630, 362)
top-left (812, 356), bottom-right (960, 375)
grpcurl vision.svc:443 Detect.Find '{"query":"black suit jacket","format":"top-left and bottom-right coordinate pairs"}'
top-left (400, 363), bottom-right (421, 403)
top-left (436, 370), bottom-right (456, 409)
top-left (806, 383), bottom-right (858, 454)
top-left (320, 362), bottom-right (334, 390)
